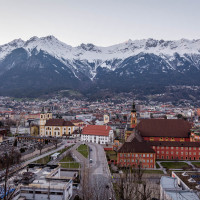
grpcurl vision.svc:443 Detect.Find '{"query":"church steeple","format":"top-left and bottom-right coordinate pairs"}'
top-left (131, 101), bottom-right (137, 128)
top-left (131, 102), bottom-right (136, 113)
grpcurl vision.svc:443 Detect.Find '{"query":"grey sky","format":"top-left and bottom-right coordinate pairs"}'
top-left (0, 0), bottom-right (199, 46)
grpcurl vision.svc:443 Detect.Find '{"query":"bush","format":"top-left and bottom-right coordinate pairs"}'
top-left (20, 148), bottom-right (25, 153)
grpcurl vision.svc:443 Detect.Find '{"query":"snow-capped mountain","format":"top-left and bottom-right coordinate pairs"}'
top-left (0, 36), bottom-right (200, 97)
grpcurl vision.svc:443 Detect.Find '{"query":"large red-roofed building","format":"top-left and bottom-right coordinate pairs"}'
top-left (81, 125), bottom-right (114, 144)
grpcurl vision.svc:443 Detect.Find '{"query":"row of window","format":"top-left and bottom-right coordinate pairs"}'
top-left (157, 155), bottom-right (200, 160)
top-left (40, 114), bottom-right (51, 119)
top-left (82, 135), bottom-right (108, 140)
top-left (21, 190), bottom-right (63, 195)
top-left (153, 146), bottom-right (200, 150)
top-left (119, 163), bottom-right (154, 168)
top-left (120, 153), bottom-right (153, 158)
top-left (46, 127), bottom-right (71, 130)
top-left (120, 159), bottom-right (153, 163)
top-left (46, 131), bottom-right (71, 135)
top-left (157, 151), bottom-right (199, 155)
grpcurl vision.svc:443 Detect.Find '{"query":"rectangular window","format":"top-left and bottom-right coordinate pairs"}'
top-left (147, 154), bottom-right (149, 157)
top-left (143, 154), bottom-right (145, 157)
top-left (171, 147), bottom-right (174, 149)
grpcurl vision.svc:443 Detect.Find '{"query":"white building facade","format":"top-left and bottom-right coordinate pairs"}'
top-left (81, 125), bottom-right (114, 144)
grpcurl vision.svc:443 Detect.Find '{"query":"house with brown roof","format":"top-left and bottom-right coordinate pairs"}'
top-left (81, 125), bottom-right (114, 144)
top-left (136, 119), bottom-right (192, 142)
top-left (117, 138), bottom-right (156, 168)
top-left (41, 119), bottom-right (75, 137)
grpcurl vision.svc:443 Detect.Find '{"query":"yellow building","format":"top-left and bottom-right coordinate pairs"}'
top-left (42, 119), bottom-right (75, 137)
top-left (104, 114), bottom-right (110, 124)
top-left (125, 102), bottom-right (137, 141)
top-left (39, 111), bottom-right (52, 136)
top-left (70, 119), bottom-right (85, 130)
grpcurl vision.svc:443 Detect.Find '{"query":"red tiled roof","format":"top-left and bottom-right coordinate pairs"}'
top-left (46, 119), bottom-right (74, 126)
top-left (136, 119), bottom-right (191, 138)
top-left (82, 125), bottom-right (111, 136)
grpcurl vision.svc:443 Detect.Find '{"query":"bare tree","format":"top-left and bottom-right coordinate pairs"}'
top-left (0, 149), bottom-right (21, 200)
top-left (53, 138), bottom-right (58, 149)
top-left (114, 163), bottom-right (152, 200)
top-left (37, 142), bottom-right (43, 155)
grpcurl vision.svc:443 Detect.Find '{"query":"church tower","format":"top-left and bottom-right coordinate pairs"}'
top-left (130, 102), bottom-right (137, 128)
top-left (39, 107), bottom-right (52, 136)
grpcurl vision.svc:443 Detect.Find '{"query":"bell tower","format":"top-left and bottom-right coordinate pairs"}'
top-left (130, 102), bottom-right (137, 128)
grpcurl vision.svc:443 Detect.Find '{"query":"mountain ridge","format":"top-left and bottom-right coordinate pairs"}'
top-left (0, 36), bottom-right (200, 98)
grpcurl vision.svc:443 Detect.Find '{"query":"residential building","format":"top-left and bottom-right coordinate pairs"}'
top-left (81, 125), bottom-right (114, 144)
top-left (13, 164), bottom-right (73, 200)
top-left (117, 138), bottom-right (156, 168)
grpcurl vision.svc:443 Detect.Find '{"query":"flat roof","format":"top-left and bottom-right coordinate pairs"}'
top-left (166, 190), bottom-right (199, 200)
top-left (173, 171), bottom-right (200, 191)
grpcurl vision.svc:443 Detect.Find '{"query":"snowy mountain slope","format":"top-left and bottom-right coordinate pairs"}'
top-left (1, 36), bottom-right (200, 97)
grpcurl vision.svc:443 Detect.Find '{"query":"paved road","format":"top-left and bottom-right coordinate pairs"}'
top-left (69, 142), bottom-right (114, 199)
top-left (88, 143), bottom-right (115, 200)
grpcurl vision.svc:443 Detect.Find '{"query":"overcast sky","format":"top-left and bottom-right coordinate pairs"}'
top-left (0, 0), bottom-right (200, 46)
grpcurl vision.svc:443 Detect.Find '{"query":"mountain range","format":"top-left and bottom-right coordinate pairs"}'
top-left (1, 35), bottom-right (200, 98)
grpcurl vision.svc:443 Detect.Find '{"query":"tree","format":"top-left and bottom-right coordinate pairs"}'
top-left (0, 149), bottom-right (21, 200)
top-left (114, 164), bottom-right (153, 200)
top-left (177, 114), bottom-right (183, 119)
top-left (53, 138), bottom-right (58, 149)
top-left (13, 139), bottom-right (17, 147)
top-left (0, 121), bottom-right (3, 127)
top-left (37, 142), bottom-right (43, 155)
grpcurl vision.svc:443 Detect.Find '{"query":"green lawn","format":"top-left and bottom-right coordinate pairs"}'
top-left (35, 155), bottom-right (51, 164)
top-left (59, 154), bottom-right (80, 168)
top-left (106, 150), bottom-right (117, 161)
top-left (192, 162), bottom-right (200, 168)
top-left (35, 145), bottom-right (73, 164)
top-left (161, 162), bottom-right (189, 169)
top-left (77, 144), bottom-right (89, 158)
top-left (156, 162), bottom-right (160, 168)
top-left (60, 162), bottom-right (80, 168)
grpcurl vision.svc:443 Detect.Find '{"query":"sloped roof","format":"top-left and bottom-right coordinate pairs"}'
top-left (136, 119), bottom-right (191, 138)
top-left (82, 125), bottom-right (111, 136)
top-left (118, 138), bottom-right (155, 153)
top-left (45, 119), bottom-right (74, 126)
